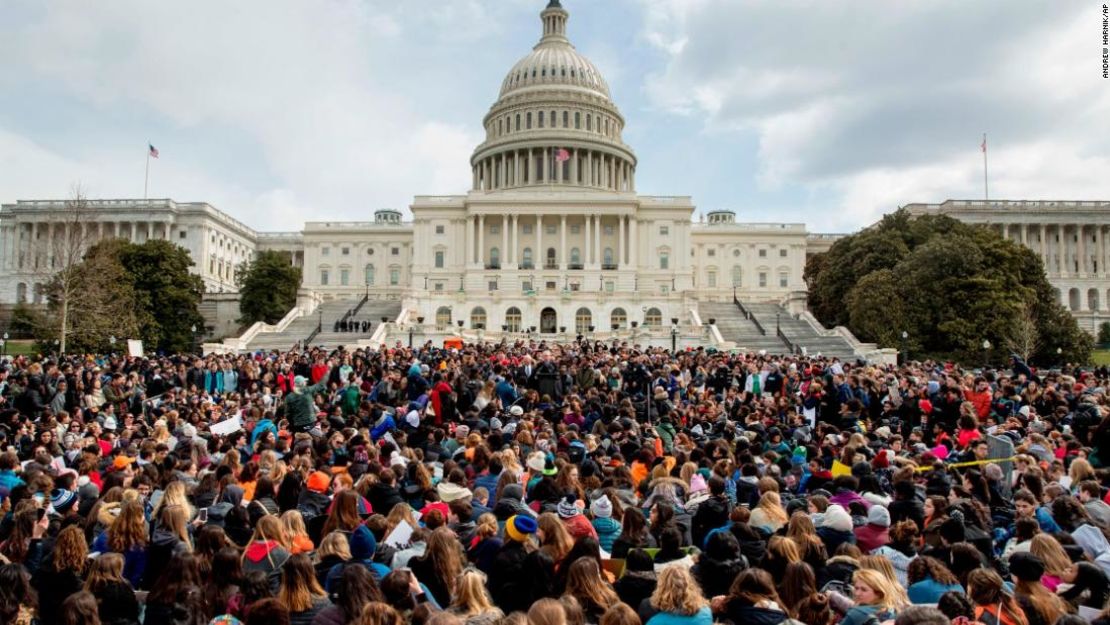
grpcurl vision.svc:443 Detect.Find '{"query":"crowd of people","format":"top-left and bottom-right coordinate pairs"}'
top-left (2, 338), bottom-right (1110, 625)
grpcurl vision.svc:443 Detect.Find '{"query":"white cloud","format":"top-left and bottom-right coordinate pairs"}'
top-left (634, 0), bottom-right (1109, 229)
top-left (0, 0), bottom-right (504, 230)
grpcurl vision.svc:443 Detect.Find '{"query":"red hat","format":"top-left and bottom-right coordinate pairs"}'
top-left (306, 471), bottom-right (331, 494)
top-left (918, 399), bottom-right (933, 414)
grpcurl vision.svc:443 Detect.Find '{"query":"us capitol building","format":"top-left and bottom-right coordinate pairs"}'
top-left (1, 1), bottom-right (1105, 353)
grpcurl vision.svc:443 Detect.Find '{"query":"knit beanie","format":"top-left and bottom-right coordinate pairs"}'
top-left (50, 488), bottom-right (78, 514)
top-left (867, 505), bottom-right (891, 528)
top-left (557, 494), bottom-right (580, 519)
top-left (306, 471), bottom-right (331, 493)
top-left (505, 514), bottom-right (537, 542)
top-left (590, 495), bottom-right (613, 519)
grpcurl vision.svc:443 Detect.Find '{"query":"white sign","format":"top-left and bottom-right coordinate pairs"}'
top-left (127, 340), bottom-right (144, 357)
top-left (209, 415), bottom-right (243, 436)
top-left (383, 519), bottom-right (414, 548)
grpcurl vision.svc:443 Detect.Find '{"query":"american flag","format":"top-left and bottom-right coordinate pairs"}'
top-left (149, 143), bottom-right (159, 158)
top-left (555, 148), bottom-right (570, 162)
top-left (980, 135), bottom-right (986, 154)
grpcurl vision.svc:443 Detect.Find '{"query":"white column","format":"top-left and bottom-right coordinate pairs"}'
top-left (543, 149), bottom-right (550, 184)
top-left (477, 215), bottom-right (485, 265)
top-left (502, 214), bottom-right (509, 267)
top-left (629, 216), bottom-right (638, 271)
top-left (1099, 225), bottom-right (1106, 276)
top-left (594, 215), bottom-right (602, 266)
top-left (1060, 225), bottom-right (1068, 276)
top-left (571, 149), bottom-right (579, 185)
top-left (584, 213), bottom-right (591, 266)
top-left (1039, 224), bottom-right (1047, 270)
top-left (560, 214), bottom-right (567, 270)
top-left (1079, 224), bottom-right (1087, 275)
top-left (618, 215), bottom-right (626, 267)
top-left (536, 214), bottom-right (543, 269)
top-left (146, 221), bottom-right (153, 242)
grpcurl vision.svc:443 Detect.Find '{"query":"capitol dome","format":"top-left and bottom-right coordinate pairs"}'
top-left (498, 33), bottom-right (611, 100)
top-left (470, 1), bottom-right (636, 194)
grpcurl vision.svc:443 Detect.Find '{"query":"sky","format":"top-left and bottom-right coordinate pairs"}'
top-left (1, 0), bottom-right (1107, 233)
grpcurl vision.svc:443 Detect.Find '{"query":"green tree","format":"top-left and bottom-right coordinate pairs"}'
top-left (806, 209), bottom-right (1091, 365)
top-left (118, 240), bottom-right (205, 353)
top-left (1099, 321), bottom-right (1110, 345)
top-left (45, 239), bottom-right (141, 353)
top-left (236, 251), bottom-right (302, 325)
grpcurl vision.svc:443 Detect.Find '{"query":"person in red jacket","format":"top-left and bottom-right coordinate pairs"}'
top-left (964, 378), bottom-right (992, 419)
top-left (310, 356), bottom-right (329, 384)
top-left (557, 494), bottom-right (597, 541)
top-left (854, 505), bottom-right (891, 552)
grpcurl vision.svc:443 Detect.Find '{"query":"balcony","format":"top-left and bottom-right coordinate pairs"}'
top-left (601, 263), bottom-right (618, 271)
top-left (568, 263), bottom-right (584, 270)
top-left (484, 263), bottom-right (501, 270)
top-left (544, 261), bottom-right (558, 270)
top-left (520, 262), bottom-right (535, 270)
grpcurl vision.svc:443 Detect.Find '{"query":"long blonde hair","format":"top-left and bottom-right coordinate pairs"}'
top-left (450, 569), bottom-right (500, 617)
top-left (281, 510), bottom-right (310, 541)
top-left (1030, 534), bottom-right (1071, 577)
top-left (756, 491), bottom-right (788, 526)
top-left (650, 566), bottom-right (707, 615)
top-left (152, 480), bottom-right (195, 521)
top-left (315, 531), bottom-right (352, 563)
top-left (853, 569), bottom-right (910, 612)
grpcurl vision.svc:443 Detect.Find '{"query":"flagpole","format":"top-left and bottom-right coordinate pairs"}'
top-left (144, 145), bottom-right (150, 201)
top-left (982, 132), bottom-right (989, 202)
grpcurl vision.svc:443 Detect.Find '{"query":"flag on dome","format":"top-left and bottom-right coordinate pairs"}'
top-left (149, 143), bottom-right (159, 158)
top-left (555, 148), bottom-right (570, 162)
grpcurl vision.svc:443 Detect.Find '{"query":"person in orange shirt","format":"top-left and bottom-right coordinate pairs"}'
top-left (281, 510), bottom-right (315, 554)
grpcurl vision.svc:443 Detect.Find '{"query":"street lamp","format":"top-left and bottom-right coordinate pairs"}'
top-left (901, 331), bottom-right (908, 364)
top-left (982, 339), bottom-right (991, 368)
top-left (671, 321), bottom-right (679, 353)
top-left (1057, 346), bottom-right (1063, 367)
top-left (191, 324), bottom-right (198, 355)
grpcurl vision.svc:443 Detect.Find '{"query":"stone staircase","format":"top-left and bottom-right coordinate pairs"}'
top-left (743, 301), bottom-right (858, 360)
top-left (700, 300), bottom-right (860, 360)
top-left (698, 302), bottom-right (792, 353)
top-left (244, 300), bottom-right (402, 352)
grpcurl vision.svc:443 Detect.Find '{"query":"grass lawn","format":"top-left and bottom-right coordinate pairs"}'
top-left (1092, 349), bottom-right (1110, 366)
top-left (1, 339), bottom-right (38, 356)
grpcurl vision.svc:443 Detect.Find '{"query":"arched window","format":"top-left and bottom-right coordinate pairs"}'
top-left (575, 307), bottom-right (592, 334)
top-left (320, 269), bottom-right (330, 285)
top-left (563, 111), bottom-right (569, 127)
top-left (435, 306), bottom-right (452, 331)
top-left (570, 247), bottom-right (581, 265)
top-left (364, 264), bottom-right (375, 285)
top-left (489, 247), bottom-right (500, 269)
top-left (603, 247), bottom-right (614, 268)
top-left (546, 247), bottom-right (557, 269)
top-left (610, 308), bottom-right (627, 329)
top-left (644, 308), bottom-right (662, 327)
top-left (731, 265), bottom-right (742, 287)
top-left (586, 114), bottom-right (592, 131)
top-left (659, 251), bottom-right (670, 270)
top-left (527, 112), bottom-right (532, 129)
top-left (538, 111), bottom-right (544, 128)
top-left (1069, 288), bottom-right (1080, 311)
top-left (515, 114), bottom-right (521, 131)
top-left (1090, 288), bottom-right (1101, 312)
top-left (471, 306), bottom-right (487, 330)
top-left (522, 247), bottom-right (533, 269)
top-left (15, 282), bottom-right (27, 304)
top-left (575, 112), bottom-right (581, 129)
top-left (505, 307), bottom-right (522, 332)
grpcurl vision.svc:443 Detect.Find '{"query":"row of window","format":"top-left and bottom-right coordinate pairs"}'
top-left (321, 246), bottom-right (401, 257)
top-left (701, 266), bottom-right (790, 288)
top-left (433, 305), bottom-right (663, 333)
top-left (702, 247), bottom-right (790, 258)
top-left (320, 265), bottom-right (401, 286)
top-left (491, 108), bottom-right (619, 141)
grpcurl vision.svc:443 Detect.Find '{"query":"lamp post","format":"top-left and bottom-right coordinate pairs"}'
top-left (191, 324), bottom-right (198, 355)
top-left (982, 339), bottom-right (991, 368)
top-left (671, 320), bottom-right (679, 353)
top-left (1057, 346), bottom-right (1063, 367)
top-left (901, 331), bottom-right (908, 364)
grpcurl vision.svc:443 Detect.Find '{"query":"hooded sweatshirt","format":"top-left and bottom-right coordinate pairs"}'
top-left (243, 540), bottom-right (291, 593)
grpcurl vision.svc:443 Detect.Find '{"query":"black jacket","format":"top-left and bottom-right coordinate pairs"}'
top-left (367, 483), bottom-right (405, 516)
top-left (691, 495), bottom-right (729, 548)
top-left (32, 565), bottom-right (85, 625)
top-left (613, 571), bottom-right (657, 611)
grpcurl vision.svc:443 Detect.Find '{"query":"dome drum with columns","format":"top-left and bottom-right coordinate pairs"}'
top-left (470, 1), bottom-right (636, 193)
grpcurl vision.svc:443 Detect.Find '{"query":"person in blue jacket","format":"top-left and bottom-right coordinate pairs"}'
top-left (906, 556), bottom-right (963, 604)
